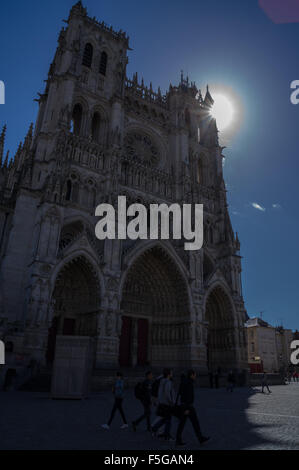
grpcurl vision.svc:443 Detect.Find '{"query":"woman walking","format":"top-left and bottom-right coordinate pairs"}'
top-left (102, 372), bottom-right (128, 430)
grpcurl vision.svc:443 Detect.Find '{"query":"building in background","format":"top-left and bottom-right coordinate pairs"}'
top-left (245, 317), bottom-right (295, 374)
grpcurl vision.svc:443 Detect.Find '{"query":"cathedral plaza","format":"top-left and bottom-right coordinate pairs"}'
top-left (1, 0), bottom-right (299, 457)
top-left (0, 384), bottom-right (298, 450)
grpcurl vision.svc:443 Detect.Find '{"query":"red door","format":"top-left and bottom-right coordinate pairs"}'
top-left (137, 319), bottom-right (149, 366)
top-left (119, 316), bottom-right (132, 366)
top-left (63, 318), bottom-right (76, 335)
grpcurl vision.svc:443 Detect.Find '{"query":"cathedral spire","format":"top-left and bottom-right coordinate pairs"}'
top-left (3, 150), bottom-right (9, 168)
top-left (68, 1), bottom-right (87, 20)
top-left (204, 85), bottom-right (214, 107)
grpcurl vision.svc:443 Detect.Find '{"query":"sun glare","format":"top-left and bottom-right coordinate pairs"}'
top-left (210, 94), bottom-right (234, 130)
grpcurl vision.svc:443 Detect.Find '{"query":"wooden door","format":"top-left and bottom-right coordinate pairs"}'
top-left (119, 316), bottom-right (132, 367)
top-left (137, 318), bottom-right (149, 366)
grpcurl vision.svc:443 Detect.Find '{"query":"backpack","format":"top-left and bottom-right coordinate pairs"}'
top-left (151, 377), bottom-right (162, 398)
top-left (134, 381), bottom-right (146, 401)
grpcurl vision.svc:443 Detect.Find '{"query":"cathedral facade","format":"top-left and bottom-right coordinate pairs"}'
top-left (0, 2), bottom-right (248, 376)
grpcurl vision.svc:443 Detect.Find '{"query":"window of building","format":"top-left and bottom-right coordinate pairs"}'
top-left (99, 51), bottom-right (108, 76)
top-left (71, 104), bottom-right (83, 136)
top-left (91, 112), bottom-right (101, 142)
top-left (66, 180), bottom-right (72, 201)
top-left (82, 43), bottom-right (93, 68)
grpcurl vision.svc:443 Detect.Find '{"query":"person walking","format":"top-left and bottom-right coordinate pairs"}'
top-left (151, 368), bottom-right (175, 441)
top-left (102, 372), bottom-right (128, 430)
top-left (150, 373), bottom-right (164, 435)
top-left (132, 371), bottom-right (153, 432)
top-left (175, 370), bottom-right (210, 447)
top-left (261, 372), bottom-right (272, 394)
top-left (226, 370), bottom-right (235, 392)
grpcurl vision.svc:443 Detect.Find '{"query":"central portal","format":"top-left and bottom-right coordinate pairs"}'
top-left (119, 246), bottom-right (190, 368)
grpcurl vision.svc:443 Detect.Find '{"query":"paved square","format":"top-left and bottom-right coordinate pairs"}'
top-left (0, 384), bottom-right (298, 450)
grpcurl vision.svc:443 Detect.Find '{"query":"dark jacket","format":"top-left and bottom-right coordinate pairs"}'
top-left (142, 379), bottom-right (153, 405)
top-left (179, 376), bottom-right (194, 406)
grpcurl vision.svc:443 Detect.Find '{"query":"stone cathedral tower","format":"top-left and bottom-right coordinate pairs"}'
top-left (0, 2), bottom-right (248, 382)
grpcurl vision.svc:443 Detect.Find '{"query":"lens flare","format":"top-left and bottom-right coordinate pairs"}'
top-left (210, 94), bottom-right (234, 130)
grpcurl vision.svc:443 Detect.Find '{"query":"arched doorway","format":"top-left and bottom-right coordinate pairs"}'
top-left (205, 286), bottom-right (237, 371)
top-left (120, 246), bottom-right (190, 368)
top-left (46, 256), bottom-right (100, 363)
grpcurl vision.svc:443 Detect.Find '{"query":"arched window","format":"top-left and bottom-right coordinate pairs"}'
top-left (82, 43), bottom-right (93, 68)
top-left (91, 112), bottom-right (101, 142)
top-left (71, 104), bottom-right (83, 136)
top-left (66, 181), bottom-right (72, 201)
top-left (99, 52), bottom-right (108, 76)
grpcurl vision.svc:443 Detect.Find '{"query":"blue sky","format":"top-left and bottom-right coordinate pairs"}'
top-left (0, 0), bottom-right (298, 329)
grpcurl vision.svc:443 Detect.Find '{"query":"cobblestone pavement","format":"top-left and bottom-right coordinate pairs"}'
top-left (1, 384), bottom-right (299, 450)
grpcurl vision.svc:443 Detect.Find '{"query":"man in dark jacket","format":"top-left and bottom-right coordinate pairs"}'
top-left (176, 370), bottom-right (210, 447)
top-left (132, 371), bottom-right (153, 432)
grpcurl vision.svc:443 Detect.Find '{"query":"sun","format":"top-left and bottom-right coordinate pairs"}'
top-left (210, 94), bottom-right (234, 130)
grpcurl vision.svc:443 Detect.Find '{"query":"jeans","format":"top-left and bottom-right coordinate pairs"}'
top-left (176, 405), bottom-right (202, 442)
top-left (108, 397), bottom-right (127, 425)
top-left (152, 416), bottom-right (172, 437)
top-left (134, 401), bottom-right (151, 429)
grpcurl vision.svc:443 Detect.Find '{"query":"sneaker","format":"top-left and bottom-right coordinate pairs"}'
top-left (132, 422), bottom-right (137, 432)
top-left (199, 436), bottom-right (210, 445)
top-left (121, 423), bottom-right (129, 429)
top-left (101, 424), bottom-right (110, 430)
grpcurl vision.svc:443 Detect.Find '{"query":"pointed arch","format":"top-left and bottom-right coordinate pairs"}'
top-left (119, 243), bottom-right (192, 367)
top-left (204, 282), bottom-right (238, 371)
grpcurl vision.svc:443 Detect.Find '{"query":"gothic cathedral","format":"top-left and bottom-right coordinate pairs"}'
top-left (0, 2), bottom-right (248, 378)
